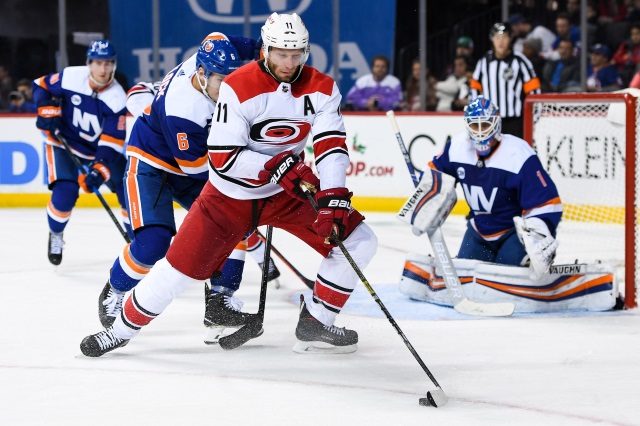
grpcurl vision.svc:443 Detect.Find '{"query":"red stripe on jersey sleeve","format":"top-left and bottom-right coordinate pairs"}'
top-left (313, 137), bottom-right (348, 158)
top-left (208, 148), bottom-right (239, 170)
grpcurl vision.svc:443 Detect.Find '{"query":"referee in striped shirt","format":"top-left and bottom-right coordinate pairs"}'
top-left (470, 22), bottom-right (541, 138)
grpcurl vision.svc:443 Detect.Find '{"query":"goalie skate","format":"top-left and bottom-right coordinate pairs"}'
top-left (293, 295), bottom-right (358, 354)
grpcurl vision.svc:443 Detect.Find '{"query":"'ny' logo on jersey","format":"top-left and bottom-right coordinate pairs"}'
top-left (72, 108), bottom-right (102, 142)
top-left (462, 183), bottom-right (498, 213)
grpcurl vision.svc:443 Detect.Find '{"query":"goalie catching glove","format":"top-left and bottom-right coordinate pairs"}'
top-left (396, 168), bottom-right (457, 236)
top-left (514, 216), bottom-right (559, 279)
top-left (258, 151), bottom-right (320, 201)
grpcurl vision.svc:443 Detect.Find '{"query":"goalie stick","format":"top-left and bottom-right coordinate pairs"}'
top-left (218, 225), bottom-right (273, 350)
top-left (256, 230), bottom-right (315, 289)
top-left (301, 182), bottom-right (448, 408)
top-left (386, 110), bottom-right (514, 317)
top-left (55, 130), bottom-right (131, 243)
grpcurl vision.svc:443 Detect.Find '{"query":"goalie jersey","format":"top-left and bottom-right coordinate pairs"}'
top-left (207, 61), bottom-right (349, 200)
top-left (126, 54), bottom-right (214, 180)
top-left (429, 133), bottom-right (562, 240)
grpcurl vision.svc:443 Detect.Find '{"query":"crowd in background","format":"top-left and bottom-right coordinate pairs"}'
top-left (346, 0), bottom-right (640, 114)
top-left (2, 0), bottom-right (640, 113)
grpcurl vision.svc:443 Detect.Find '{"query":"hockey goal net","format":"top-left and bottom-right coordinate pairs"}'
top-left (524, 92), bottom-right (639, 309)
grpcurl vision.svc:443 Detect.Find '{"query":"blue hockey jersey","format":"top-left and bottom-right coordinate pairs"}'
top-left (430, 133), bottom-right (563, 240)
top-left (126, 54), bottom-right (213, 180)
top-left (32, 66), bottom-right (127, 163)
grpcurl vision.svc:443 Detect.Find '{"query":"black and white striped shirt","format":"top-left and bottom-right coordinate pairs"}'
top-left (470, 51), bottom-right (541, 118)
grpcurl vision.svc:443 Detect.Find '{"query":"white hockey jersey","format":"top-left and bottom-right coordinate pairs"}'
top-left (207, 61), bottom-right (349, 200)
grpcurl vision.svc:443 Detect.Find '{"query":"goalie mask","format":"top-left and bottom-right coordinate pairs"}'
top-left (464, 97), bottom-right (502, 157)
top-left (261, 12), bottom-right (310, 66)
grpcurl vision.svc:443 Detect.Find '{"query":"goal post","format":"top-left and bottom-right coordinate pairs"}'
top-left (524, 92), bottom-right (638, 309)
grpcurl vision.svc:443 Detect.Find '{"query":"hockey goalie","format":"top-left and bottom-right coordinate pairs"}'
top-left (396, 97), bottom-right (618, 313)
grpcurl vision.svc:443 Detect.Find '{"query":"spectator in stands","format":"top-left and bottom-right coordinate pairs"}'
top-left (611, 23), bottom-right (640, 85)
top-left (522, 38), bottom-right (546, 80)
top-left (566, 0), bottom-right (582, 25)
top-left (542, 39), bottom-right (581, 92)
top-left (8, 78), bottom-right (37, 113)
top-left (443, 36), bottom-right (476, 80)
top-left (435, 55), bottom-right (471, 112)
top-left (456, 36), bottom-right (475, 65)
top-left (628, 68), bottom-right (640, 88)
top-left (0, 65), bottom-right (13, 111)
top-left (624, 0), bottom-right (640, 21)
top-left (402, 59), bottom-right (438, 111)
top-left (547, 12), bottom-right (581, 60)
top-left (509, 13), bottom-right (556, 58)
top-left (587, 43), bottom-right (624, 91)
top-left (345, 54), bottom-right (402, 112)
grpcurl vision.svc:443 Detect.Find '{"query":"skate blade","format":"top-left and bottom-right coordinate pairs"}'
top-left (292, 340), bottom-right (357, 354)
top-left (204, 326), bottom-right (240, 345)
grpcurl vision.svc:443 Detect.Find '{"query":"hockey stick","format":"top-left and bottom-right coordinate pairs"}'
top-left (54, 130), bottom-right (131, 243)
top-left (219, 225), bottom-right (273, 350)
top-left (386, 110), bottom-right (514, 317)
top-left (301, 182), bottom-right (447, 407)
top-left (256, 230), bottom-right (315, 290)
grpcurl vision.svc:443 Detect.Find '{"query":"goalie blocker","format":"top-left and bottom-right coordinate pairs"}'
top-left (397, 168), bottom-right (457, 236)
top-left (400, 254), bottom-right (618, 313)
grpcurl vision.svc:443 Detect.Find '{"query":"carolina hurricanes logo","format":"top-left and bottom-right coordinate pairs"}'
top-left (250, 118), bottom-right (311, 146)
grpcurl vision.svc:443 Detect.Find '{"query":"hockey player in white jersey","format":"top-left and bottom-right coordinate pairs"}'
top-left (80, 12), bottom-right (378, 357)
top-left (96, 33), bottom-right (283, 344)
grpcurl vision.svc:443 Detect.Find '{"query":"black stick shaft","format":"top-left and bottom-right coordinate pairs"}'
top-left (304, 186), bottom-right (442, 389)
top-left (218, 226), bottom-right (273, 350)
top-left (256, 225), bottom-right (273, 318)
top-left (55, 131), bottom-right (131, 243)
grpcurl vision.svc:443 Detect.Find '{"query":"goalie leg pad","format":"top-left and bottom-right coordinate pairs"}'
top-left (513, 217), bottom-right (558, 279)
top-left (397, 168), bottom-right (457, 236)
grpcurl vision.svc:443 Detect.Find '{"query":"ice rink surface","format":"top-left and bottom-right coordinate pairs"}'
top-left (1, 208), bottom-right (639, 426)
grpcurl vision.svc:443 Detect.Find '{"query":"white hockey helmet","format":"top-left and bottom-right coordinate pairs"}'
top-left (261, 12), bottom-right (310, 64)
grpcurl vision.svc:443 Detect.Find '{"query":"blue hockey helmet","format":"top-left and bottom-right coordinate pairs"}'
top-left (196, 34), bottom-right (243, 78)
top-left (464, 97), bottom-right (502, 157)
top-left (86, 40), bottom-right (117, 62)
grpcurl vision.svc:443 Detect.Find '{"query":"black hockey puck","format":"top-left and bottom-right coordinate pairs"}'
top-left (418, 397), bottom-right (431, 406)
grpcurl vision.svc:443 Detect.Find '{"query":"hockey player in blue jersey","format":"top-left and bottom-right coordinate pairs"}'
top-left (33, 40), bottom-right (131, 265)
top-left (429, 96), bottom-right (563, 277)
top-left (98, 33), bottom-right (278, 343)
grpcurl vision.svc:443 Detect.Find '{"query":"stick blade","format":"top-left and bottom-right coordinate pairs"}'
top-left (454, 298), bottom-right (515, 317)
top-left (419, 388), bottom-right (449, 407)
top-left (218, 318), bottom-right (263, 350)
